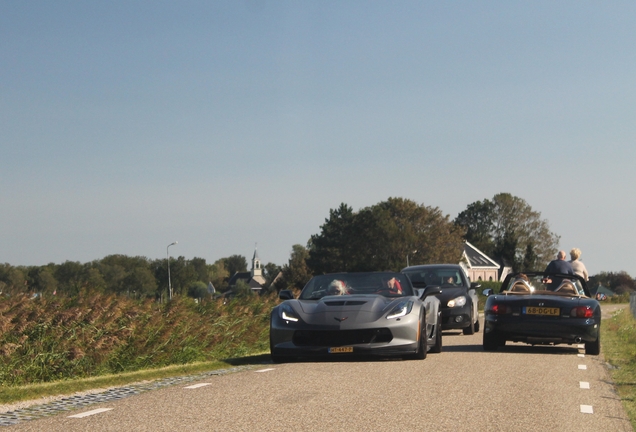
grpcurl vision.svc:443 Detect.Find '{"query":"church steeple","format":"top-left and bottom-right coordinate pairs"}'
top-left (251, 244), bottom-right (264, 283)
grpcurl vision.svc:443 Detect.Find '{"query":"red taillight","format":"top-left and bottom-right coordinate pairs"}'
top-left (489, 304), bottom-right (511, 315)
top-left (570, 306), bottom-right (594, 318)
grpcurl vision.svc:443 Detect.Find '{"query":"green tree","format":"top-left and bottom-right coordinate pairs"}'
top-left (281, 244), bottom-right (313, 291)
top-left (208, 259), bottom-right (229, 292)
top-left (187, 281), bottom-right (209, 299)
top-left (122, 267), bottom-right (157, 298)
top-left (223, 255), bottom-right (248, 277)
top-left (55, 261), bottom-right (85, 296)
top-left (454, 193), bottom-right (559, 271)
top-left (190, 257), bottom-right (209, 283)
top-left (168, 256), bottom-right (199, 296)
top-left (307, 203), bottom-right (357, 273)
top-left (36, 267), bottom-right (58, 295)
top-left (232, 279), bottom-right (254, 298)
top-left (308, 197), bottom-right (465, 273)
top-left (592, 271), bottom-right (635, 294)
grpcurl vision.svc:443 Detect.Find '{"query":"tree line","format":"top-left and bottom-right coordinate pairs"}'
top-left (0, 254), bottom-right (282, 300)
top-left (2, 192), bottom-right (632, 298)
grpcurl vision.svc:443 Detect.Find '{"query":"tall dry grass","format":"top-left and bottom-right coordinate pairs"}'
top-left (0, 292), bottom-right (277, 386)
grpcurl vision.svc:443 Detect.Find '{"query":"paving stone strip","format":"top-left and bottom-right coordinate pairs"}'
top-left (0, 365), bottom-right (254, 427)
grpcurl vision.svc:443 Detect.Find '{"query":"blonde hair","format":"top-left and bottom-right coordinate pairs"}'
top-left (328, 280), bottom-right (348, 295)
top-left (570, 248), bottom-right (581, 260)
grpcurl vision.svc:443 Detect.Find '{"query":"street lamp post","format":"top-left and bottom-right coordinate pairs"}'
top-left (406, 249), bottom-right (418, 267)
top-left (167, 241), bottom-right (178, 300)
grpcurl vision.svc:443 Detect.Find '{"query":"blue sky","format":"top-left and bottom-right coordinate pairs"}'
top-left (1, 1), bottom-right (635, 276)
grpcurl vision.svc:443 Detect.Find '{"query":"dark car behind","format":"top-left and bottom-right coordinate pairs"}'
top-left (402, 264), bottom-right (480, 334)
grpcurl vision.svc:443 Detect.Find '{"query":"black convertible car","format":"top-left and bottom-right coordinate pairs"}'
top-left (482, 272), bottom-right (601, 354)
top-left (270, 272), bottom-right (442, 362)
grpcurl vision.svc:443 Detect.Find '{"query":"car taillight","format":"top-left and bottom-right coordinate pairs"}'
top-left (489, 304), bottom-right (511, 315)
top-left (570, 306), bottom-right (594, 318)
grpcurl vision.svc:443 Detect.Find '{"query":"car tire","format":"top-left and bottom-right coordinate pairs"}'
top-left (585, 334), bottom-right (600, 356)
top-left (407, 314), bottom-right (428, 360)
top-left (474, 317), bottom-right (480, 333)
top-left (483, 331), bottom-right (499, 351)
top-left (462, 312), bottom-right (475, 335)
top-left (429, 313), bottom-right (442, 354)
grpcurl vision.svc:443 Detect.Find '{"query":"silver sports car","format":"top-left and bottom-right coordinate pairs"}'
top-left (270, 272), bottom-right (442, 362)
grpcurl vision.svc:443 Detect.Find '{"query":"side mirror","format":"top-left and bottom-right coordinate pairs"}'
top-left (482, 289), bottom-right (493, 297)
top-left (421, 286), bottom-right (442, 299)
top-left (470, 282), bottom-right (481, 289)
top-left (279, 290), bottom-right (294, 300)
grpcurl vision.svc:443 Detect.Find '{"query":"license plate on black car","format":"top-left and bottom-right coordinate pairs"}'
top-left (524, 306), bottom-right (560, 316)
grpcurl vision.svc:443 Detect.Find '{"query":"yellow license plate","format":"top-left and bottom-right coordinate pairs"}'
top-left (329, 346), bottom-right (353, 353)
top-left (524, 306), bottom-right (560, 316)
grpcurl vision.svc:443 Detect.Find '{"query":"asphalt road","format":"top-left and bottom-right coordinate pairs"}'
top-left (8, 306), bottom-right (633, 432)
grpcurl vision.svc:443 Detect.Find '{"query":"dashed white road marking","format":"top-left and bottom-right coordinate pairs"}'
top-left (578, 365), bottom-right (587, 370)
top-left (580, 405), bottom-right (594, 414)
top-left (68, 408), bottom-right (113, 418)
top-left (255, 368), bottom-right (275, 373)
top-left (578, 353), bottom-right (585, 358)
top-left (580, 382), bottom-right (590, 389)
top-left (184, 383), bottom-right (212, 389)
top-left (577, 344), bottom-right (585, 349)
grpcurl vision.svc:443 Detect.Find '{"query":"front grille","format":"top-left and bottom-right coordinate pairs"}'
top-left (293, 328), bottom-right (393, 346)
top-left (324, 301), bottom-right (368, 306)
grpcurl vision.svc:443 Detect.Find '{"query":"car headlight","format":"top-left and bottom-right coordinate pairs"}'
top-left (447, 296), bottom-right (466, 308)
top-left (280, 304), bottom-right (299, 322)
top-left (387, 300), bottom-right (414, 320)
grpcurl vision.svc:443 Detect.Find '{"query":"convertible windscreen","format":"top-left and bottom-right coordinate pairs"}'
top-left (299, 273), bottom-right (413, 300)
top-left (501, 274), bottom-right (586, 296)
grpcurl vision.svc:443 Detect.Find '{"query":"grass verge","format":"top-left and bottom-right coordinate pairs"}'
top-left (601, 308), bottom-right (636, 429)
top-left (0, 353), bottom-right (271, 405)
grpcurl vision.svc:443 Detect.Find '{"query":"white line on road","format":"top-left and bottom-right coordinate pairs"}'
top-left (577, 344), bottom-right (585, 349)
top-left (255, 368), bottom-right (275, 373)
top-left (578, 353), bottom-right (585, 358)
top-left (580, 382), bottom-right (590, 389)
top-left (580, 405), bottom-right (594, 414)
top-left (578, 365), bottom-right (587, 370)
top-left (68, 408), bottom-right (113, 418)
top-left (184, 383), bottom-right (212, 389)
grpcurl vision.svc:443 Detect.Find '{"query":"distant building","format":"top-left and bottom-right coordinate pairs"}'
top-left (461, 241), bottom-right (505, 282)
top-left (227, 247), bottom-right (266, 293)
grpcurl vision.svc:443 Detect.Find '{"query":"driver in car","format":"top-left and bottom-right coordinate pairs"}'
top-left (385, 277), bottom-right (403, 295)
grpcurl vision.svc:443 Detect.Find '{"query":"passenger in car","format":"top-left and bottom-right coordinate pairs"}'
top-left (327, 280), bottom-right (348, 295)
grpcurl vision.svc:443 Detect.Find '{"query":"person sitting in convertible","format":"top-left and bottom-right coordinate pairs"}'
top-left (327, 279), bottom-right (349, 295)
top-left (385, 277), bottom-right (403, 295)
top-left (508, 274), bottom-right (534, 293)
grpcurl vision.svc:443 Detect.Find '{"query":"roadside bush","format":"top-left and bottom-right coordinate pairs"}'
top-left (0, 291), bottom-right (277, 386)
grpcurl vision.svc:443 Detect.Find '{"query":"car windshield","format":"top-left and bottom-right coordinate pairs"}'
top-left (501, 273), bottom-right (586, 296)
top-left (299, 273), bottom-right (413, 300)
top-left (403, 267), bottom-right (466, 288)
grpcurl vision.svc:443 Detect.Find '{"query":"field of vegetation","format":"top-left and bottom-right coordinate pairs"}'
top-left (601, 307), bottom-right (636, 430)
top-left (0, 292), bottom-right (276, 387)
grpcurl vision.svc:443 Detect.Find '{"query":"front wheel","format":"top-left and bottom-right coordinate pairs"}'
top-left (407, 315), bottom-right (427, 360)
top-left (429, 313), bottom-right (443, 353)
top-left (463, 312), bottom-right (475, 335)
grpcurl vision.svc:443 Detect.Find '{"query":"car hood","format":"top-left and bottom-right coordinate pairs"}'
top-left (288, 295), bottom-right (408, 328)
